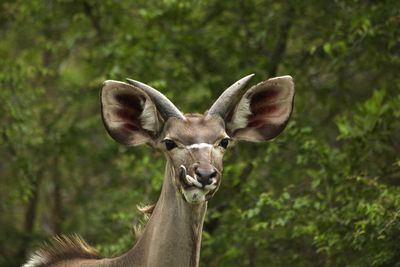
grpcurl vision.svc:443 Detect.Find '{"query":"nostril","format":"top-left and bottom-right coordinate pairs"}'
top-left (195, 167), bottom-right (217, 186)
top-left (210, 170), bottom-right (217, 178)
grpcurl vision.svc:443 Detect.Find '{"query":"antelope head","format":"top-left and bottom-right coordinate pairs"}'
top-left (101, 74), bottom-right (294, 204)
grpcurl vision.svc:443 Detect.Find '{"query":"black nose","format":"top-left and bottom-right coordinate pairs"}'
top-left (194, 166), bottom-right (217, 186)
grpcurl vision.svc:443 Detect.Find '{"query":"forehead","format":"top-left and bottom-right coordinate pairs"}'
top-left (163, 114), bottom-right (226, 144)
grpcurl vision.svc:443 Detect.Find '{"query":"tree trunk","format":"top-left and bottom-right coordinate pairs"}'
top-left (18, 172), bottom-right (42, 259)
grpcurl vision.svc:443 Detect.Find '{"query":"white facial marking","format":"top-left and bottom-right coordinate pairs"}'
top-left (186, 143), bottom-right (213, 149)
top-left (204, 178), bottom-right (217, 190)
top-left (183, 188), bottom-right (209, 204)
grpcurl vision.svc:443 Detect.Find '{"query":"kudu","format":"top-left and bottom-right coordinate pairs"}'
top-left (23, 74), bottom-right (295, 267)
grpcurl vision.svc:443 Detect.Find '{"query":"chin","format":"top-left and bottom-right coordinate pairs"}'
top-left (182, 188), bottom-right (210, 204)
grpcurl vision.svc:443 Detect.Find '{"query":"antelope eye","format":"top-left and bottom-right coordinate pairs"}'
top-left (219, 138), bottom-right (230, 149)
top-left (164, 139), bottom-right (177, 151)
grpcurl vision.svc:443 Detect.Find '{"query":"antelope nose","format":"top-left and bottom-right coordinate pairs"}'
top-left (194, 166), bottom-right (217, 186)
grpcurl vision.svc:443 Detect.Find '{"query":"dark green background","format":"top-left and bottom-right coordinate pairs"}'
top-left (1, 1), bottom-right (399, 266)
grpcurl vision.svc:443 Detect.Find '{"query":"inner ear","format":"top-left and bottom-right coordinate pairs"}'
top-left (247, 83), bottom-right (292, 127)
top-left (101, 81), bottom-right (161, 146)
top-left (227, 76), bottom-right (295, 141)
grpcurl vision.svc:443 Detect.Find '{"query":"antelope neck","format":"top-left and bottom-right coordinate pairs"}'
top-left (110, 160), bottom-right (207, 267)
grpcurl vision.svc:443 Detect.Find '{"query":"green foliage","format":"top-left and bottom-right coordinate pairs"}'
top-left (1, 0), bottom-right (399, 266)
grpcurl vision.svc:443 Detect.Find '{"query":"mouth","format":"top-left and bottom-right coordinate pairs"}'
top-left (178, 165), bottom-right (218, 204)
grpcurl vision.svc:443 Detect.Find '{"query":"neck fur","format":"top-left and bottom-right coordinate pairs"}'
top-left (109, 160), bottom-right (207, 267)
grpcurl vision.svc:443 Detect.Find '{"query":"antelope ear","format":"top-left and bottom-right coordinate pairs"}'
top-left (101, 80), bottom-right (162, 146)
top-left (227, 76), bottom-right (295, 142)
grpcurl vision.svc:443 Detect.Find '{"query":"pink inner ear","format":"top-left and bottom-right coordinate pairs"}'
top-left (114, 93), bottom-right (144, 132)
top-left (247, 88), bottom-right (289, 128)
top-left (250, 89), bottom-right (280, 109)
top-left (122, 123), bottom-right (141, 132)
top-left (115, 93), bottom-right (143, 112)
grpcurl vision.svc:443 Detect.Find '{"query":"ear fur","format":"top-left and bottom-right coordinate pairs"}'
top-left (101, 80), bottom-right (162, 146)
top-left (227, 75), bottom-right (295, 141)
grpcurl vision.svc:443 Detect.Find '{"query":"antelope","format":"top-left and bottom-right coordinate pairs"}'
top-left (23, 74), bottom-right (295, 267)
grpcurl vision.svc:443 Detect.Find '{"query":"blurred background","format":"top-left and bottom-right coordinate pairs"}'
top-left (1, 1), bottom-right (399, 266)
